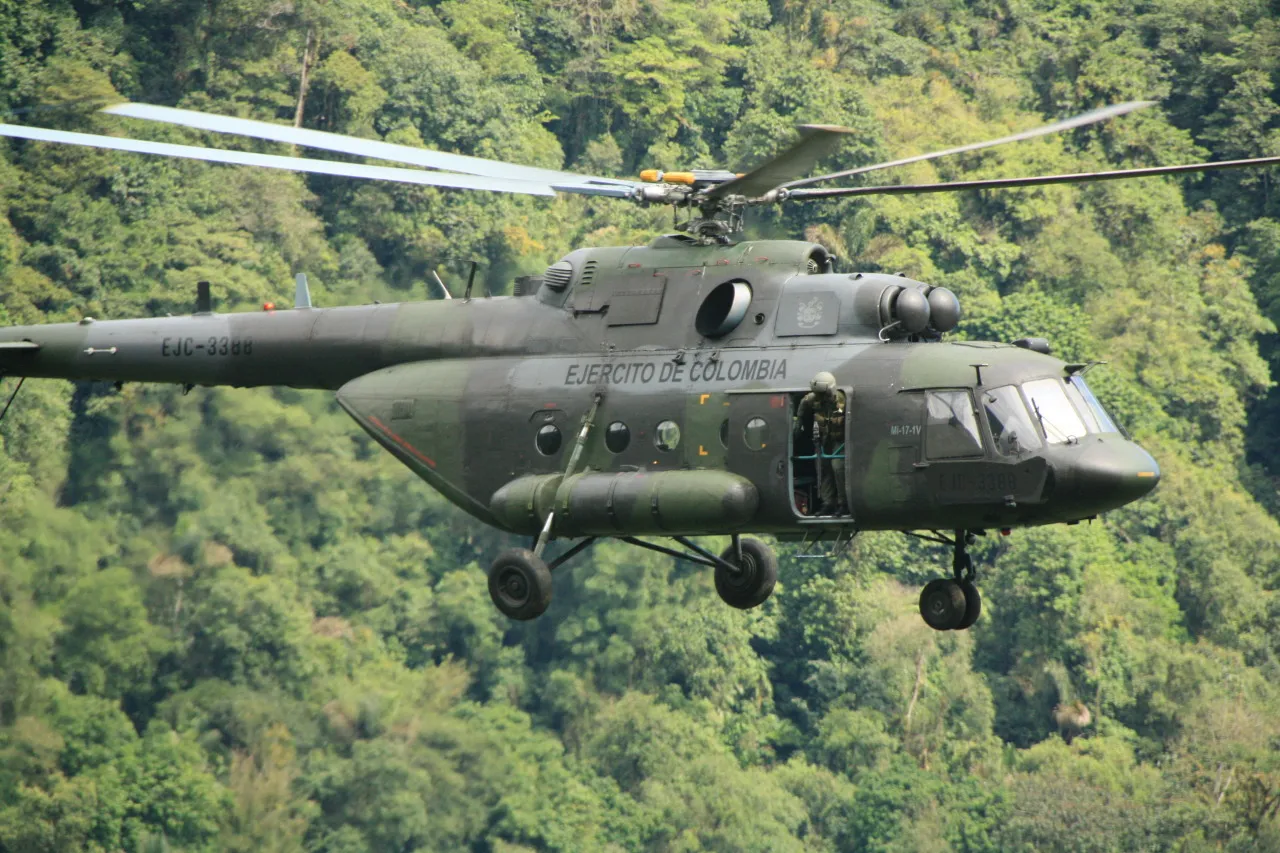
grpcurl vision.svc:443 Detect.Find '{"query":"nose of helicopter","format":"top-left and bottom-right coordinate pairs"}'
top-left (1072, 439), bottom-right (1161, 508)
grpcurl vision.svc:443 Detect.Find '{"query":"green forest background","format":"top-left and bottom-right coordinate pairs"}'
top-left (3, 0), bottom-right (1280, 850)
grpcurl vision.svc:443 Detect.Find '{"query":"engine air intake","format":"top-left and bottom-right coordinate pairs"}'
top-left (543, 261), bottom-right (573, 291)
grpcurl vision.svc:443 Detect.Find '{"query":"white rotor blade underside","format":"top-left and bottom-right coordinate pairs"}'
top-left (104, 103), bottom-right (637, 195)
top-left (785, 100), bottom-right (1157, 189)
top-left (0, 123), bottom-right (556, 195)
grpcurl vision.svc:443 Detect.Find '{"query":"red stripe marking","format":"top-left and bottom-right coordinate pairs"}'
top-left (368, 415), bottom-right (436, 468)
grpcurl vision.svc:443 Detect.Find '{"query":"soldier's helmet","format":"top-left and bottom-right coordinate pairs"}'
top-left (810, 371), bottom-right (837, 394)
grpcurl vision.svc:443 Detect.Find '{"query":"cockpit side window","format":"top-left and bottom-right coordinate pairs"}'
top-left (1067, 376), bottom-right (1119, 434)
top-left (925, 390), bottom-right (984, 459)
top-left (983, 386), bottom-right (1043, 457)
top-left (1062, 379), bottom-right (1101, 433)
top-left (1022, 379), bottom-right (1088, 444)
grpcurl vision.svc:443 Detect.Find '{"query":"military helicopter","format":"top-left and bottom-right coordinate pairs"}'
top-left (3, 101), bottom-right (1279, 631)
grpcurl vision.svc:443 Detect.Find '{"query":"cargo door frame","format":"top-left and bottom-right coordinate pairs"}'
top-left (724, 388), bottom-right (798, 529)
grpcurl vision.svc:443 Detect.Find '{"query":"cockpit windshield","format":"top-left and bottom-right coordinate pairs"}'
top-left (1020, 377), bottom-right (1120, 444)
top-left (1021, 378), bottom-right (1088, 444)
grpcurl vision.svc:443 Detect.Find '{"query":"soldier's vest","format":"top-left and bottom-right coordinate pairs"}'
top-left (814, 393), bottom-right (846, 448)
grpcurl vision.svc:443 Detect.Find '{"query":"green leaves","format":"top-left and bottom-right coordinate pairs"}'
top-left (3, 0), bottom-right (1280, 849)
top-left (54, 568), bottom-right (169, 699)
top-left (0, 689), bottom-right (226, 853)
top-left (181, 566), bottom-right (319, 690)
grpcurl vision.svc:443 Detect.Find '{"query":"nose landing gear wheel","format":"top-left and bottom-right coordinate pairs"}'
top-left (715, 536), bottom-right (778, 609)
top-left (955, 580), bottom-right (981, 630)
top-left (916, 529), bottom-right (984, 631)
top-left (919, 579), bottom-right (966, 630)
top-left (488, 548), bottom-right (553, 620)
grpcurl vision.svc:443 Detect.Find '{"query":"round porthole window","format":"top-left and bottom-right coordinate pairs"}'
top-left (744, 417), bottom-right (769, 451)
top-left (536, 424), bottom-right (562, 456)
top-left (605, 421), bottom-right (631, 453)
top-left (695, 280), bottom-right (752, 338)
top-left (655, 420), bottom-right (681, 451)
top-left (719, 418), bottom-right (729, 449)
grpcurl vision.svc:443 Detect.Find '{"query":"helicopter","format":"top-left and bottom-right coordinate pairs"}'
top-left (3, 101), bottom-right (1279, 631)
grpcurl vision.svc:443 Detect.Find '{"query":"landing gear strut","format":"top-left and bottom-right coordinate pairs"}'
top-left (916, 529), bottom-right (982, 631)
top-left (484, 533), bottom-right (779, 620)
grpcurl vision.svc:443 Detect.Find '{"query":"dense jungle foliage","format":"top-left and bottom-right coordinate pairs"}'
top-left (3, 0), bottom-right (1280, 850)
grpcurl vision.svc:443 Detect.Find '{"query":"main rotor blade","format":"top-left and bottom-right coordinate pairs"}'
top-left (704, 125), bottom-right (858, 200)
top-left (103, 103), bottom-right (637, 195)
top-left (784, 101), bottom-right (1156, 190)
top-left (783, 154), bottom-right (1280, 199)
top-left (0, 123), bottom-right (556, 195)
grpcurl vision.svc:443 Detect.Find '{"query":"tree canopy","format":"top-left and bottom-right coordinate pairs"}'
top-left (3, 0), bottom-right (1280, 849)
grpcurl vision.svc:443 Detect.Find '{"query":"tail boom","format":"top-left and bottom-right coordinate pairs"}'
top-left (0, 304), bottom-right (398, 390)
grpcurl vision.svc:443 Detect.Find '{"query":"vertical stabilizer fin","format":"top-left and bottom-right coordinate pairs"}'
top-left (295, 273), bottom-right (313, 309)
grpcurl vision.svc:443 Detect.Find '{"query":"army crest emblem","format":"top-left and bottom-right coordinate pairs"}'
top-left (796, 296), bottom-right (824, 329)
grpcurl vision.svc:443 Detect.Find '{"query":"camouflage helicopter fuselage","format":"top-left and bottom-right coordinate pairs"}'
top-left (0, 236), bottom-right (1159, 544)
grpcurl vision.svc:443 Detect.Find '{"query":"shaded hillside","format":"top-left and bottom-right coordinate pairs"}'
top-left (2, 1), bottom-right (1279, 850)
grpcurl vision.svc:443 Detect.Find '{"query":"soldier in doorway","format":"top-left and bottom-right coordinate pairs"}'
top-left (796, 371), bottom-right (848, 515)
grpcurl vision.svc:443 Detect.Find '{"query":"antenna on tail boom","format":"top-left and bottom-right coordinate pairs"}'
top-left (295, 273), bottom-right (313, 309)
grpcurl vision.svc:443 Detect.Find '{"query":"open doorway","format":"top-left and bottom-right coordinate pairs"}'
top-left (789, 390), bottom-right (852, 519)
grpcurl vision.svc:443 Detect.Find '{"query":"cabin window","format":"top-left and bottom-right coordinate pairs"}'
top-left (695, 280), bottom-right (752, 338)
top-left (605, 421), bottom-right (631, 453)
top-left (1022, 379), bottom-right (1087, 445)
top-left (1066, 376), bottom-right (1119, 434)
top-left (743, 417), bottom-right (770, 451)
top-left (535, 424), bottom-right (562, 456)
top-left (655, 420), bottom-right (681, 451)
top-left (925, 390), bottom-right (984, 459)
top-left (719, 418), bottom-right (729, 449)
top-left (983, 386), bottom-right (1042, 457)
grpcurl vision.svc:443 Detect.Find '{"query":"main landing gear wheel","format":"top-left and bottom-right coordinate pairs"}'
top-left (488, 548), bottom-right (553, 621)
top-left (715, 536), bottom-right (778, 609)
